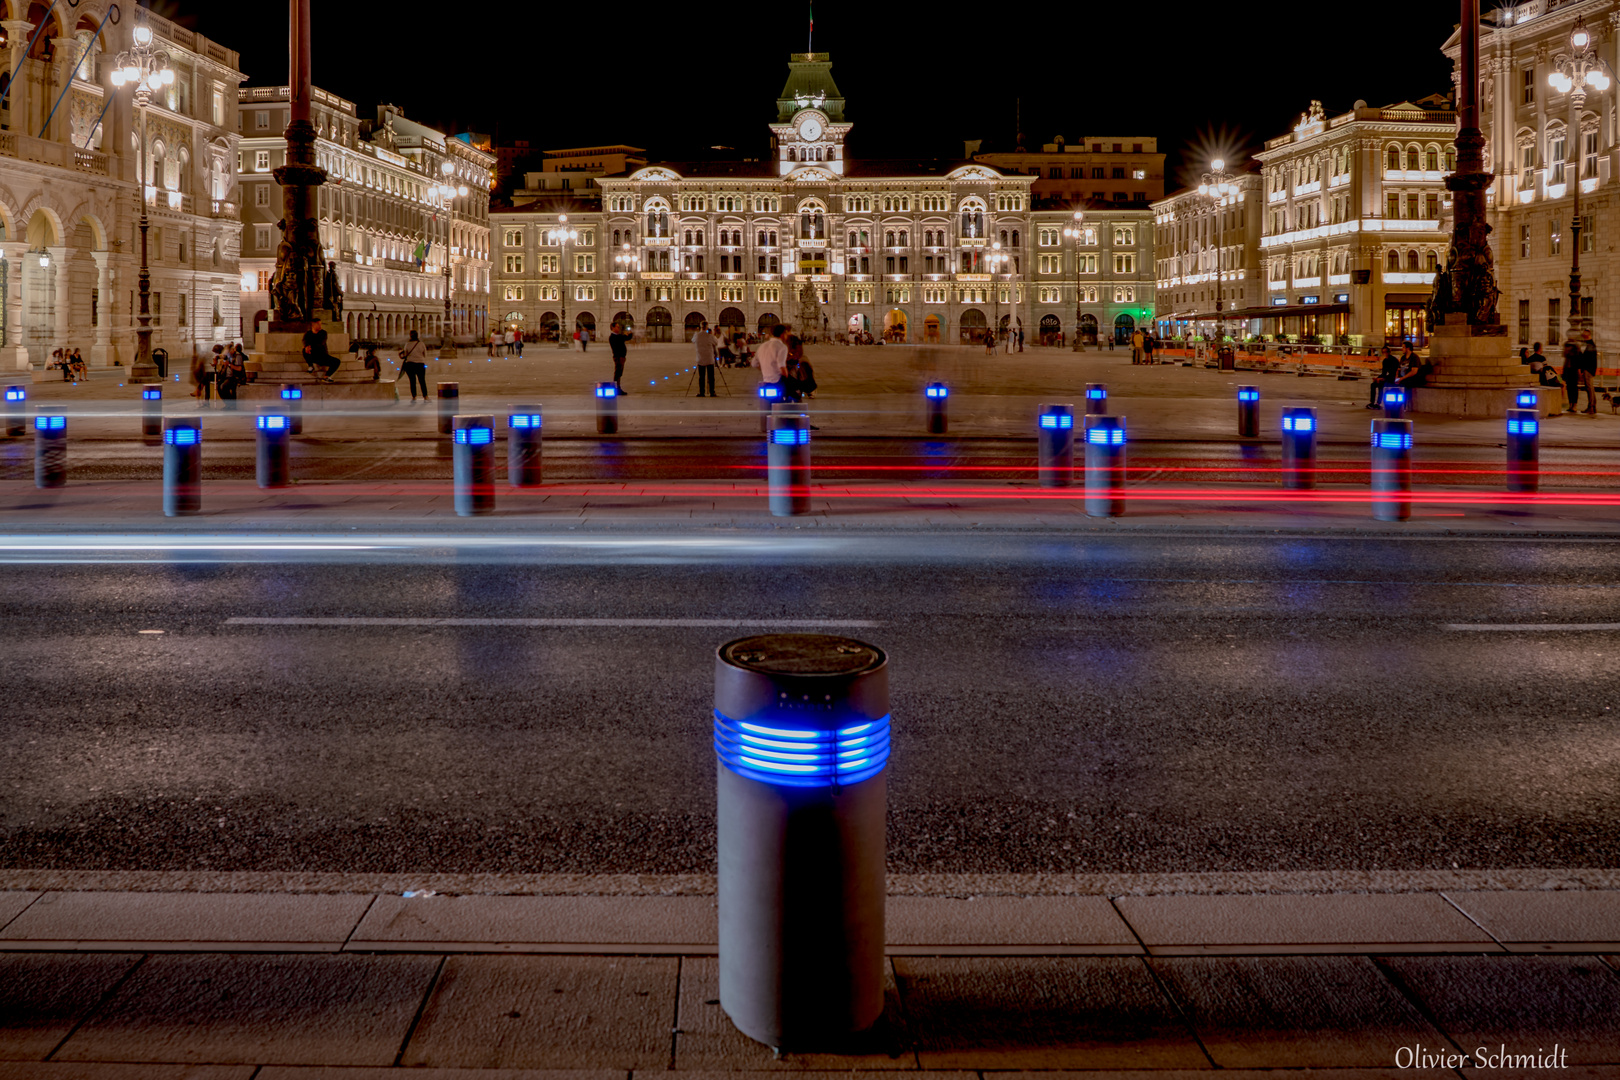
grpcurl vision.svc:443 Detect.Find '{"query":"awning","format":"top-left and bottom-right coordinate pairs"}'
top-left (1227, 302), bottom-right (1352, 319)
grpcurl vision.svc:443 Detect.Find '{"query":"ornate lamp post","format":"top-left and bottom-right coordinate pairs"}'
top-left (1198, 159), bottom-right (1239, 350)
top-left (109, 21), bottom-right (173, 383)
top-left (614, 242), bottom-right (639, 332)
top-left (1063, 209), bottom-right (1086, 350)
top-left (548, 215), bottom-right (578, 348)
top-left (986, 241), bottom-right (1010, 352)
top-left (1548, 17), bottom-right (1611, 343)
top-left (435, 160), bottom-right (469, 352)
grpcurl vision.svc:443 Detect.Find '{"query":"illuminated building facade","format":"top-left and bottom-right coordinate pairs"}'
top-left (1152, 172), bottom-right (1264, 339)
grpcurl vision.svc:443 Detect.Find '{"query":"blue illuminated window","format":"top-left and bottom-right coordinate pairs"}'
top-left (770, 427), bottom-right (811, 445)
top-left (1085, 427), bottom-right (1125, 445)
top-left (1507, 418), bottom-right (1538, 436)
top-left (1086, 388), bottom-right (1107, 400)
top-left (1238, 389), bottom-right (1260, 402)
top-left (142, 388), bottom-right (162, 401)
top-left (1371, 431), bottom-right (1412, 450)
top-left (281, 387), bottom-right (303, 400)
top-left (714, 711), bottom-right (892, 787)
top-left (34, 415), bottom-right (65, 432)
top-left (1383, 388), bottom-right (1406, 404)
top-left (256, 415), bottom-right (288, 431)
top-left (595, 386), bottom-right (618, 398)
top-left (1039, 413), bottom-right (1074, 429)
top-left (509, 414), bottom-right (543, 429)
top-left (454, 427), bottom-right (494, 445)
top-left (758, 384), bottom-right (781, 399)
top-left (1516, 391), bottom-right (1537, 408)
top-left (5, 388), bottom-right (25, 402)
top-left (1282, 416), bottom-right (1315, 432)
top-left (164, 427), bottom-right (200, 446)
top-left (926, 385), bottom-right (949, 398)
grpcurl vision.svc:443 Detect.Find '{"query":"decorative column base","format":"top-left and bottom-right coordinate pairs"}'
top-left (1409, 314), bottom-right (1542, 416)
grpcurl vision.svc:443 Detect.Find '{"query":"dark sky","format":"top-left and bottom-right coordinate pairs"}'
top-left (163, 0), bottom-right (1464, 188)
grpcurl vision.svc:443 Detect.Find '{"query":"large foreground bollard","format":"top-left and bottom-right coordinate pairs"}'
top-left (141, 387), bottom-right (163, 445)
top-left (1237, 385), bottom-right (1260, 438)
top-left (1083, 415), bottom-right (1126, 517)
top-left (508, 407), bottom-right (543, 487)
top-left (436, 382), bottom-right (459, 435)
top-left (714, 633), bottom-right (890, 1051)
top-left (256, 408), bottom-right (291, 489)
top-left (163, 417), bottom-right (202, 516)
top-left (34, 407), bottom-right (66, 488)
top-left (925, 382), bottom-right (948, 434)
top-left (1370, 418), bottom-right (1412, 522)
top-left (281, 384), bottom-right (304, 435)
top-left (453, 413), bottom-right (496, 516)
top-left (1084, 383), bottom-right (1108, 416)
top-left (1506, 408), bottom-right (1539, 493)
top-left (1382, 385), bottom-right (1407, 420)
top-left (595, 382), bottom-right (619, 434)
top-left (768, 413), bottom-right (811, 517)
top-left (1281, 407), bottom-right (1317, 491)
top-left (4, 384), bottom-right (24, 437)
top-left (1036, 403), bottom-right (1075, 488)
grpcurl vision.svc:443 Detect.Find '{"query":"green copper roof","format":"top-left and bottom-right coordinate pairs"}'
top-left (776, 52), bottom-right (845, 122)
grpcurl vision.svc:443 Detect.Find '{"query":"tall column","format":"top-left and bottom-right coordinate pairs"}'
top-left (48, 246), bottom-right (71, 355)
top-left (2, 20), bottom-right (34, 134)
top-left (1, 242), bottom-right (28, 370)
top-left (268, 0), bottom-right (326, 330)
top-left (1431, 0), bottom-right (1502, 329)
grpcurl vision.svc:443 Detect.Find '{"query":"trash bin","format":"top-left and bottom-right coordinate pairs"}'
top-left (152, 348), bottom-right (169, 379)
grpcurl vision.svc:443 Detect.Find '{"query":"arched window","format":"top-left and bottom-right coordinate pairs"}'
top-left (885, 230), bottom-right (895, 246)
top-left (1424, 250), bottom-right (1438, 271)
top-left (612, 229), bottom-right (620, 246)
top-left (787, 148), bottom-right (796, 162)
top-left (1406, 249), bottom-right (1420, 272)
top-left (758, 229), bottom-right (768, 247)
top-left (899, 229), bottom-right (909, 246)
top-left (1406, 147), bottom-right (1420, 170)
top-left (1387, 249), bottom-right (1400, 271)
top-left (1426, 148), bottom-right (1440, 171)
top-left (999, 230), bottom-right (1008, 246)
top-left (1010, 230), bottom-right (1019, 247)
top-left (1386, 146), bottom-right (1400, 171)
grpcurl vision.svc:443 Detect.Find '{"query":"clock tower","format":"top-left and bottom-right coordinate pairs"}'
top-left (769, 52), bottom-right (852, 176)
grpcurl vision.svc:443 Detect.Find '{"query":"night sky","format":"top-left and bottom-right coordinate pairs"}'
top-left (160, 0), bottom-right (1465, 188)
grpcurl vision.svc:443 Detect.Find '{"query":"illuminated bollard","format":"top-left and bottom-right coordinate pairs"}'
top-left (1506, 408), bottom-right (1539, 493)
top-left (508, 407), bottom-right (543, 488)
top-left (767, 412), bottom-right (811, 517)
top-left (1084, 383), bottom-right (1108, 416)
top-left (255, 408), bottom-right (291, 489)
top-left (34, 407), bottom-right (66, 488)
top-left (714, 633), bottom-right (890, 1050)
top-left (1515, 388), bottom-right (1539, 411)
top-left (4, 384), bottom-right (25, 437)
top-left (141, 387), bottom-right (163, 445)
top-left (281, 384), bottom-right (304, 435)
top-left (436, 381), bottom-right (459, 435)
top-left (162, 417), bottom-right (202, 517)
top-left (1036, 403), bottom-right (1075, 488)
top-left (595, 382), bottom-right (619, 434)
top-left (453, 413), bottom-right (496, 516)
top-left (925, 382), bottom-right (948, 434)
top-left (1370, 418), bottom-right (1412, 523)
top-left (757, 381), bottom-right (784, 434)
top-left (1237, 385), bottom-right (1260, 438)
top-left (1382, 385), bottom-right (1407, 420)
top-left (1083, 415), bottom-right (1126, 518)
top-left (1280, 407), bottom-right (1318, 491)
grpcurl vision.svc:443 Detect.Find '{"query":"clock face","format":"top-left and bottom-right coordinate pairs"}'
top-left (800, 117), bottom-right (822, 142)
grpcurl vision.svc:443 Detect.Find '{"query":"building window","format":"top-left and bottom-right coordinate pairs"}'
top-left (254, 184), bottom-right (270, 207)
top-left (504, 255), bottom-right (523, 273)
top-left (1113, 254), bottom-right (1135, 273)
top-left (1584, 131), bottom-right (1599, 179)
top-left (504, 286), bottom-right (523, 301)
top-left (254, 110), bottom-right (269, 129)
top-left (1550, 133), bottom-right (1567, 185)
top-left (1522, 67), bottom-right (1535, 105)
top-left (1518, 299), bottom-right (1530, 344)
top-left (1550, 219), bottom-right (1562, 256)
top-left (1520, 224), bottom-right (1531, 258)
top-left (1548, 298), bottom-right (1561, 343)
top-left (1580, 213), bottom-right (1595, 253)
top-left (1077, 254), bottom-right (1097, 274)
top-left (504, 229), bottom-right (523, 246)
top-left (254, 149), bottom-right (270, 171)
top-left (254, 224), bottom-right (271, 250)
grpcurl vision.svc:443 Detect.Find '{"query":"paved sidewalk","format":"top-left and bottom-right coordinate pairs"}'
top-left (1, 884), bottom-right (1618, 1074)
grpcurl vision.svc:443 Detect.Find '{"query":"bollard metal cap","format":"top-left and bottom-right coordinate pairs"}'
top-left (716, 634), bottom-right (888, 732)
top-left (437, 382), bottom-right (460, 395)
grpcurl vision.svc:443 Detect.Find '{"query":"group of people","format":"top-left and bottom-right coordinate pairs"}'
top-left (754, 322), bottom-right (817, 403)
top-left (1520, 336), bottom-right (1602, 414)
top-left (1129, 329), bottom-right (1160, 364)
top-left (980, 329), bottom-right (1026, 355)
top-left (1366, 343), bottom-right (1433, 407)
top-left (49, 349), bottom-right (87, 383)
top-left (190, 344), bottom-right (249, 407)
top-left (487, 328), bottom-right (526, 357)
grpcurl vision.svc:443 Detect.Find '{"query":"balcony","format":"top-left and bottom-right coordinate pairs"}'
top-left (0, 132), bottom-right (110, 176)
top-left (209, 199), bottom-right (239, 220)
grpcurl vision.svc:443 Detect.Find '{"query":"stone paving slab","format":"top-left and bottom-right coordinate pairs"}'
top-left (259, 1071), bottom-right (624, 1080)
top-left (0, 953), bottom-right (139, 1059)
top-left (886, 896), bottom-right (1139, 954)
top-left (0, 893), bottom-right (39, 932)
top-left (1446, 890), bottom-right (1620, 952)
top-left (0, 1066), bottom-right (255, 1079)
top-left (1114, 893), bottom-right (1499, 954)
top-left (400, 956), bottom-right (676, 1070)
top-left (350, 895), bottom-right (717, 953)
top-left (1146, 955), bottom-right (1444, 1068)
top-left (0, 892), bottom-right (375, 952)
top-left (1379, 955), bottom-right (1620, 1065)
top-left (52, 953), bottom-right (440, 1066)
top-left (892, 957), bottom-right (1209, 1070)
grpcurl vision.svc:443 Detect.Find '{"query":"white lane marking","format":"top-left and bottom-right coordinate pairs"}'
top-left (1445, 623), bottom-right (1620, 631)
top-left (226, 617), bottom-right (882, 628)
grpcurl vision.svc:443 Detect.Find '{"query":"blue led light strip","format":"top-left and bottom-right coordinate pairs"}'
top-left (1039, 414), bottom-right (1074, 429)
top-left (35, 415), bottom-right (65, 431)
top-left (1371, 432), bottom-right (1412, 450)
top-left (509, 414), bottom-right (542, 429)
top-left (1283, 416), bottom-right (1315, 432)
top-left (714, 711), bottom-right (891, 787)
top-left (1507, 419), bottom-right (1538, 436)
top-left (1085, 428), bottom-right (1125, 445)
top-left (454, 427), bottom-right (494, 445)
top-left (164, 428), bottom-right (199, 446)
top-left (256, 416), bottom-right (288, 431)
top-left (770, 428), bottom-right (810, 445)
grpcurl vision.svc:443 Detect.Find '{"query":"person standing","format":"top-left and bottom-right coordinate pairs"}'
top-left (514, 327), bottom-right (524, 358)
top-left (192, 348), bottom-right (214, 405)
top-left (608, 320), bottom-right (632, 393)
top-left (1560, 340), bottom-right (1581, 412)
top-left (693, 320), bottom-right (716, 397)
top-left (757, 322), bottom-right (791, 394)
top-left (399, 330), bottom-right (428, 402)
top-left (1578, 334), bottom-right (1600, 415)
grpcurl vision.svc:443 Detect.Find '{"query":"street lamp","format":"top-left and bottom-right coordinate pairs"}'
top-left (1197, 158), bottom-right (1240, 353)
top-left (435, 160), bottom-right (469, 352)
top-left (547, 214), bottom-right (579, 348)
top-left (1063, 209), bottom-right (1086, 350)
top-left (110, 21), bottom-right (174, 383)
top-left (986, 240), bottom-right (1010, 352)
top-left (1548, 17), bottom-right (1612, 344)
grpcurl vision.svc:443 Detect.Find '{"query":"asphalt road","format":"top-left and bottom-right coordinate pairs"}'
top-left (1, 532), bottom-right (1616, 875)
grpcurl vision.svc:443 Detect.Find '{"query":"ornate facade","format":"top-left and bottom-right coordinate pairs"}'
top-left (491, 53), bottom-right (1154, 348)
top-left (0, 3), bottom-right (242, 369)
top-left (1152, 172), bottom-right (1264, 339)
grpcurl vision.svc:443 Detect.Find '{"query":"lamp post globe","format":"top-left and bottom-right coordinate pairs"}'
top-left (112, 17), bottom-right (174, 383)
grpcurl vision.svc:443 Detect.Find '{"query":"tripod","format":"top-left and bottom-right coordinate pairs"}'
top-left (687, 363), bottom-right (730, 397)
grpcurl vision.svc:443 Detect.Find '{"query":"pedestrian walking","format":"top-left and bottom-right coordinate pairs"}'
top-left (1560, 340), bottom-right (1581, 412)
top-left (693, 320), bottom-right (716, 397)
top-left (608, 320), bottom-right (632, 393)
top-left (191, 349), bottom-right (214, 405)
top-left (487, 329), bottom-right (498, 357)
top-left (514, 327), bottom-right (524, 358)
top-left (1578, 334), bottom-right (1600, 415)
top-left (399, 331), bottom-right (428, 402)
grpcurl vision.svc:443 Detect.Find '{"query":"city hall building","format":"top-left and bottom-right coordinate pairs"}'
top-left (492, 53), bottom-right (1154, 347)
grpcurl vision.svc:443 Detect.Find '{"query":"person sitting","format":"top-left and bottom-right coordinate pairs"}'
top-left (792, 352), bottom-right (817, 400)
top-left (1366, 345), bottom-right (1399, 408)
top-left (362, 346), bottom-right (381, 382)
top-left (302, 326), bottom-right (340, 381)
